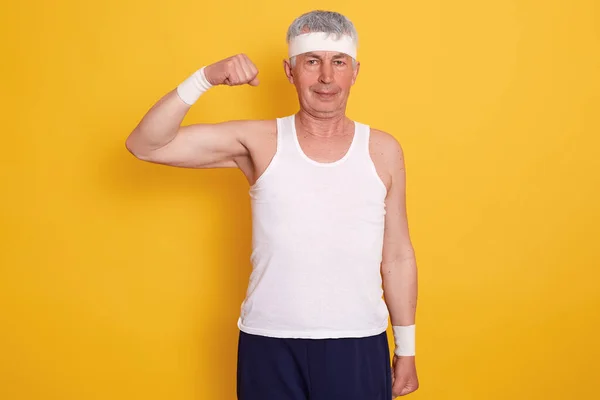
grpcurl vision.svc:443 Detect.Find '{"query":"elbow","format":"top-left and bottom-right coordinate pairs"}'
top-left (124, 136), bottom-right (134, 155)
top-left (125, 131), bottom-right (150, 161)
top-left (125, 136), bottom-right (141, 159)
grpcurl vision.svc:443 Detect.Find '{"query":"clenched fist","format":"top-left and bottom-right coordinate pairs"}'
top-left (204, 54), bottom-right (260, 87)
top-left (392, 355), bottom-right (419, 397)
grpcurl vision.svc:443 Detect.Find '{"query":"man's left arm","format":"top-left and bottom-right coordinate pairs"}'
top-left (380, 136), bottom-right (419, 396)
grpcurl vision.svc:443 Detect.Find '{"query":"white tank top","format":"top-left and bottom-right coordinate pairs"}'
top-left (237, 114), bottom-right (389, 339)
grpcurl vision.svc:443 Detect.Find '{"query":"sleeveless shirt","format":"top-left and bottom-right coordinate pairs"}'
top-left (237, 114), bottom-right (390, 339)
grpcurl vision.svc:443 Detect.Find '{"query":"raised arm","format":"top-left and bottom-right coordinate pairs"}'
top-left (125, 54), bottom-right (261, 169)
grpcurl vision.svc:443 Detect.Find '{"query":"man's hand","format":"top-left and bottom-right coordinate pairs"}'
top-left (204, 54), bottom-right (260, 87)
top-left (392, 355), bottom-right (419, 397)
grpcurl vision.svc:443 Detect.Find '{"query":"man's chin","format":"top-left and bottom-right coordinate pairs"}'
top-left (311, 104), bottom-right (340, 114)
top-left (300, 96), bottom-right (346, 115)
top-left (311, 95), bottom-right (342, 107)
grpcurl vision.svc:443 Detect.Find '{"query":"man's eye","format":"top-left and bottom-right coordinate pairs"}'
top-left (308, 59), bottom-right (318, 65)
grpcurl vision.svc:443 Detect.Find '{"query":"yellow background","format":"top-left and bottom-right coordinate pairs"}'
top-left (1, 0), bottom-right (599, 399)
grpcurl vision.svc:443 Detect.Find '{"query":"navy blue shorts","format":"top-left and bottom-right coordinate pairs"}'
top-left (236, 330), bottom-right (392, 400)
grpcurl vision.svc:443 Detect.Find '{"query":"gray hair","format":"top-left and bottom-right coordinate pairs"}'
top-left (286, 10), bottom-right (358, 68)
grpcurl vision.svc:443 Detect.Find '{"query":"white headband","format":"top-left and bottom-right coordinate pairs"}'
top-left (288, 32), bottom-right (357, 60)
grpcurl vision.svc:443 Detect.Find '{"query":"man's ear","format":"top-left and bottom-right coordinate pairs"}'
top-left (351, 60), bottom-right (360, 85)
top-left (283, 58), bottom-right (294, 84)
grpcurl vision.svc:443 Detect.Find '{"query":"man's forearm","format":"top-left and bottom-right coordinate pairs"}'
top-left (383, 255), bottom-right (418, 357)
top-left (126, 66), bottom-right (213, 156)
top-left (126, 90), bottom-right (191, 155)
top-left (382, 255), bottom-right (418, 327)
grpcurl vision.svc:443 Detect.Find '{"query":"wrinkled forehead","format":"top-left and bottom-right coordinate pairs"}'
top-left (288, 32), bottom-right (357, 60)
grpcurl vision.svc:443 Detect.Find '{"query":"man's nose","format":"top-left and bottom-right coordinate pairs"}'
top-left (319, 63), bottom-right (334, 84)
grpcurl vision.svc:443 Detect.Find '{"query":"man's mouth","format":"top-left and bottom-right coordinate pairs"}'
top-left (314, 91), bottom-right (338, 97)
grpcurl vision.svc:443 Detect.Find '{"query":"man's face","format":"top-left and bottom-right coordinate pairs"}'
top-left (284, 51), bottom-right (360, 116)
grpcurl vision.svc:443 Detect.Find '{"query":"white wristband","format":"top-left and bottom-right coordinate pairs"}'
top-left (176, 66), bottom-right (213, 106)
top-left (392, 325), bottom-right (416, 356)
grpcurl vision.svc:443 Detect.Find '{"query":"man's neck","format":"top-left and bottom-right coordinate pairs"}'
top-left (295, 109), bottom-right (351, 138)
